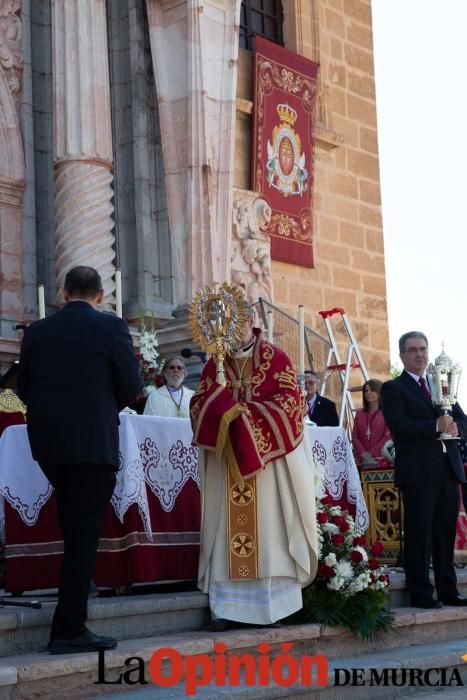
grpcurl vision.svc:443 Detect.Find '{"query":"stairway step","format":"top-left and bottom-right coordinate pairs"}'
top-left (0, 566), bottom-right (466, 659)
top-left (0, 607), bottom-right (465, 699)
top-left (0, 590), bottom-right (209, 657)
top-left (388, 567), bottom-right (467, 607)
top-left (95, 638), bottom-right (467, 699)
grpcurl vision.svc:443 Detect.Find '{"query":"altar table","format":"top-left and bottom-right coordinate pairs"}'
top-left (0, 414), bottom-right (201, 592)
top-left (306, 425), bottom-right (369, 530)
top-left (0, 418), bottom-right (367, 592)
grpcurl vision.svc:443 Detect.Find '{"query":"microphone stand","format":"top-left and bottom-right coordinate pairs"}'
top-left (0, 598), bottom-right (42, 609)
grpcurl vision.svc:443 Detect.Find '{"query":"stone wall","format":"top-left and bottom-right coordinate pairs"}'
top-left (235, 0), bottom-right (390, 380)
top-left (0, 0), bottom-right (389, 384)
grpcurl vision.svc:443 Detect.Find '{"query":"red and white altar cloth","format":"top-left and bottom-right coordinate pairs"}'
top-left (0, 418), bottom-right (367, 592)
top-left (306, 425), bottom-right (369, 531)
top-left (0, 414), bottom-right (201, 591)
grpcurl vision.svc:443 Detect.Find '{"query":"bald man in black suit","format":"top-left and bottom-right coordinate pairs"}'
top-left (18, 266), bottom-right (142, 653)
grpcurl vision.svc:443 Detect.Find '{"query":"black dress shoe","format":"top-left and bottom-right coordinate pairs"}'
top-left (206, 618), bottom-right (240, 632)
top-left (48, 630), bottom-right (118, 654)
top-left (438, 595), bottom-right (467, 606)
top-left (410, 598), bottom-right (443, 609)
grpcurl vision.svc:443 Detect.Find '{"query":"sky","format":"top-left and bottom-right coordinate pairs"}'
top-left (371, 0), bottom-right (467, 405)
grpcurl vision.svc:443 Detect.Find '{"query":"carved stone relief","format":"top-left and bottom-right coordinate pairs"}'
top-left (0, 0), bottom-right (22, 110)
top-left (231, 188), bottom-right (272, 303)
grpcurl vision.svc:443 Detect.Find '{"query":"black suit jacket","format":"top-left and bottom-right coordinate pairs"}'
top-left (17, 301), bottom-right (142, 467)
top-left (309, 394), bottom-right (339, 427)
top-left (381, 370), bottom-right (466, 485)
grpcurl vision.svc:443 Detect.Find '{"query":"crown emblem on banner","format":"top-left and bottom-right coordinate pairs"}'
top-left (276, 103), bottom-right (297, 127)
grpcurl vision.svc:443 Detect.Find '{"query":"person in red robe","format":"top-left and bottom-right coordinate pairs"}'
top-left (190, 306), bottom-right (318, 631)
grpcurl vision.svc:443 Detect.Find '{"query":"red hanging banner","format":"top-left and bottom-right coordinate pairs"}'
top-left (252, 36), bottom-right (319, 268)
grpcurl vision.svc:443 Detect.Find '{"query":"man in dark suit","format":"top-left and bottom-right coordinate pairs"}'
top-left (17, 266), bottom-right (142, 653)
top-left (382, 331), bottom-right (467, 608)
top-left (304, 370), bottom-right (339, 427)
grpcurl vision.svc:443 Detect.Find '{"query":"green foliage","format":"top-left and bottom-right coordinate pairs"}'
top-left (290, 586), bottom-right (394, 640)
top-left (390, 364), bottom-right (402, 379)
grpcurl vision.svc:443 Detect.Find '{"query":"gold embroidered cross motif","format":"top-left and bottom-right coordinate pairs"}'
top-left (231, 533), bottom-right (255, 557)
top-left (230, 482), bottom-right (254, 506)
top-left (228, 473), bottom-right (258, 579)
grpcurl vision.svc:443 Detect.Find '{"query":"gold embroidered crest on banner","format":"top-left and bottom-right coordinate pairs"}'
top-left (266, 104), bottom-right (308, 197)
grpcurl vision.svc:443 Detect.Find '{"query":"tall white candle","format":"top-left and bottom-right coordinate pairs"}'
top-left (267, 310), bottom-right (274, 343)
top-left (115, 269), bottom-right (122, 318)
top-left (38, 284), bottom-right (45, 319)
top-left (298, 304), bottom-right (305, 376)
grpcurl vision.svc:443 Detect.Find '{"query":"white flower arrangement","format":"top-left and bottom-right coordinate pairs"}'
top-left (140, 329), bottom-right (159, 366)
top-left (353, 545), bottom-right (369, 564)
top-left (335, 560), bottom-right (354, 580)
top-left (136, 311), bottom-right (162, 398)
top-left (314, 496), bottom-right (390, 597)
top-left (301, 497), bottom-right (394, 638)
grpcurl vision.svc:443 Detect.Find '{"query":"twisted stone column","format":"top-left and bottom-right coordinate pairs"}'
top-left (52, 0), bottom-right (115, 308)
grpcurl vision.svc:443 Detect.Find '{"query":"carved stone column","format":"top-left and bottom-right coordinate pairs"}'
top-left (146, 0), bottom-right (241, 308)
top-left (0, 0), bottom-right (25, 336)
top-left (231, 188), bottom-right (272, 304)
top-left (52, 0), bottom-right (115, 308)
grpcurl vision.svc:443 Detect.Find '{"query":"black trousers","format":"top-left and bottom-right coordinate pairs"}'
top-left (400, 459), bottom-right (460, 602)
top-left (39, 462), bottom-right (116, 641)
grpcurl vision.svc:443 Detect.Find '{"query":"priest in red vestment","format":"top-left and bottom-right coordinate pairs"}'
top-left (190, 307), bottom-right (318, 631)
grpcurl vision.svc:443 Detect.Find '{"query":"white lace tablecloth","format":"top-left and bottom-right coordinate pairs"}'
top-left (0, 418), bottom-right (367, 536)
top-left (0, 414), bottom-right (199, 539)
top-left (306, 425), bottom-right (369, 531)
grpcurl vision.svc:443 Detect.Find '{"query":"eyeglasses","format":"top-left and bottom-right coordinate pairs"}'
top-left (401, 347), bottom-right (428, 355)
top-left (167, 365), bottom-right (184, 371)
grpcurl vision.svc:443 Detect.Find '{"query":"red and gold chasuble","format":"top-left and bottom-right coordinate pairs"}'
top-left (190, 329), bottom-right (305, 579)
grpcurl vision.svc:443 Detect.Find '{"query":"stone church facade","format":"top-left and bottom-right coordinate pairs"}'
top-left (0, 0), bottom-right (389, 378)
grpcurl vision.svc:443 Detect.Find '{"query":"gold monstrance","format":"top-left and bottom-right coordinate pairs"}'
top-left (189, 283), bottom-right (249, 386)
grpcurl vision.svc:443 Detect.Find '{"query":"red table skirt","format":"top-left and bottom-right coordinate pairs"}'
top-left (4, 481), bottom-right (201, 592)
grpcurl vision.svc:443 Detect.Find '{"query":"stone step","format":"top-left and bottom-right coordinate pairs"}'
top-left (0, 587), bottom-right (209, 657)
top-left (95, 638), bottom-right (467, 699)
top-left (0, 566), bottom-right (466, 658)
top-left (0, 607), bottom-right (465, 699)
top-left (388, 567), bottom-right (467, 607)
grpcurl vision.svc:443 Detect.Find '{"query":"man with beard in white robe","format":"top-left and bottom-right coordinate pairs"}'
top-left (144, 356), bottom-right (194, 418)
